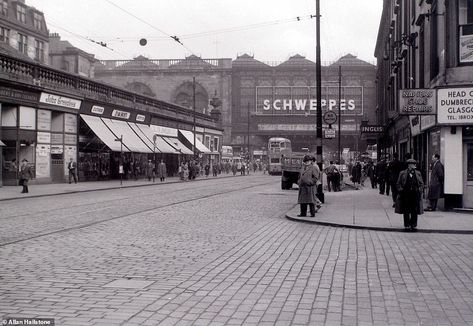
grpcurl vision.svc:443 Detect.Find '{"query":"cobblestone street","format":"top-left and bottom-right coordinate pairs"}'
top-left (1, 176), bottom-right (473, 325)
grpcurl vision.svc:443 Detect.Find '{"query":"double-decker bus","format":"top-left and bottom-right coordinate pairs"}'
top-left (267, 137), bottom-right (292, 175)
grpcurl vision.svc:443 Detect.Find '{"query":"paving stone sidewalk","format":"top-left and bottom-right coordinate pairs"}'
top-left (286, 185), bottom-right (473, 233)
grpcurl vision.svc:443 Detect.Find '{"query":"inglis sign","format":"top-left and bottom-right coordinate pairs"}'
top-left (256, 86), bottom-right (363, 116)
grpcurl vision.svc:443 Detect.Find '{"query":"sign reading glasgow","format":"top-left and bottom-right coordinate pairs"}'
top-left (361, 125), bottom-right (385, 133)
top-left (399, 89), bottom-right (436, 115)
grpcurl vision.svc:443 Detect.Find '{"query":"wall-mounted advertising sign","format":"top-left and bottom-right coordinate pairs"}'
top-left (460, 34), bottom-right (473, 63)
top-left (399, 89), bottom-right (436, 115)
top-left (256, 86), bottom-right (363, 116)
top-left (136, 114), bottom-right (146, 122)
top-left (437, 87), bottom-right (473, 124)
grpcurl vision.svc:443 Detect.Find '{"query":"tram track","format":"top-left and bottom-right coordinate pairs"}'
top-left (0, 177), bottom-right (267, 220)
top-left (0, 178), bottom-right (280, 247)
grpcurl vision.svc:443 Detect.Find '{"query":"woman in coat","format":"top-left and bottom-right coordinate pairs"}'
top-left (351, 161), bottom-right (362, 189)
top-left (19, 159), bottom-right (34, 194)
top-left (297, 155), bottom-right (321, 217)
top-left (395, 158), bottom-right (424, 230)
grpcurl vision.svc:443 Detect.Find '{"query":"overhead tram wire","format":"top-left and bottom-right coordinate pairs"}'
top-left (46, 21), bottom-right (129, 58)
top-left (92, 14), bottom-right (317, 44)
top-left (103, 0), bottom-right (195, 55)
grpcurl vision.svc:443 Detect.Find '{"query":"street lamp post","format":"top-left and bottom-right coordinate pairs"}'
top-left (315, 0), bottom-right (323, 169)
top-left (115, 135), bottom-right (123, 186)
top-left (338, 65), bottom-right (342, 164)
top-left (153, 134), bottom-right (157, 183)
top-left (247, 102), bottom-right (250, 161)
top-left (193, 76), bottom-right (196, 159)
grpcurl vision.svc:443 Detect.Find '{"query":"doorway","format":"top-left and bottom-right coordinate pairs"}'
top-left (463, 142), bottom-right (473, 208)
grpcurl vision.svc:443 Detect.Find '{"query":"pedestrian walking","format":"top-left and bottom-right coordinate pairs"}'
top-left (145, 159), bottom-right (154, 181)
top-left (67, 157), bottom-right (78, 184)
top-left (19, 159), bottom-right (34, 194)
top-left (157, 159), bottom-right (167, 182)
top-left (395, 158), bottom-right (424, 231)
top-left (426, 154), bottom-right (444, 211)
top-left (387, 153), bottom-right (403, 206)
top-left (367, 161), bottom-right (377, 189)
top-left (376, 157), bottom-right (387, 194)
top-left (297, 155), bottom-right (322, 217)
top-left (183, 162), bottom-right (189, 181)
top-left (324, 161), bottom-right (339, 192)
top-left (351, 161), bottom-right (362, 189)
top-left (204, 163), bottom-right (210, 177)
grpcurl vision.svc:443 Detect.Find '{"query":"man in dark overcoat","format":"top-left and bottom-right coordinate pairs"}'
top-left (426, 154), bottom-right (444, 211)
top-left (376, 158), bottom-right (388, 194)
top-left (388, 153), bottom-right (403, 206)
top-left (297, 155), bottom-right (322, 217)
top-left (395, 159), bottom-right (424, 230)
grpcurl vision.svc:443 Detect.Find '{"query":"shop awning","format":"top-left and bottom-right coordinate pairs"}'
top-left (135, 124), bottom-right (180, 154)
top-left (0, 140), bottom-right (5, 146)
top-left (102, 118), bottom-right (152, 153)
top-left (128, 123), bottom-right (160, 153)
top-left (80, 114), bottom-right (129, 152)
top-left (162, 137), bottom-right (193, 155)
top-left (179, 130), bottom-right (211, 153)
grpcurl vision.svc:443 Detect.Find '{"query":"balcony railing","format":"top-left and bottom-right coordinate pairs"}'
top-left (96, 58), bottom-right (233, 71)
top-left (0, 52), bottom-right (216, 123)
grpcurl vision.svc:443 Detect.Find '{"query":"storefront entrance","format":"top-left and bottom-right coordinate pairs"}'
top-left (463, 142), bottom-right (473, 208)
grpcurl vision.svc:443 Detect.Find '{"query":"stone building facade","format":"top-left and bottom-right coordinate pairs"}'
top-left (375, 0), bottom-right (473, 209)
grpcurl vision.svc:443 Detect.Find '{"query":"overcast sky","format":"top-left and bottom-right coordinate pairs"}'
top-left (27, 0), bottom-right (382, 64)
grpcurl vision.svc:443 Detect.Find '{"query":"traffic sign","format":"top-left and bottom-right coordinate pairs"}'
top-left (323, 111), bottom-right (337, 125)
top-left (324, 128), bottom-right (336, 139)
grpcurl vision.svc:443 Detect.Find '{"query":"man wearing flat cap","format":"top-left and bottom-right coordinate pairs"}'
top-left (395, 158), bottom-right (424, 230)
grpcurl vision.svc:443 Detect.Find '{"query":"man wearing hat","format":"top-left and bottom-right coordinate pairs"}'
top-left (426, 154), bottom-right (444, 211)
top-left (19, 159), bottom-right (34, 194)
top-left (395, 158), bottom-right (424, 230)
top-left (297, 155), bottom-right (322, 217)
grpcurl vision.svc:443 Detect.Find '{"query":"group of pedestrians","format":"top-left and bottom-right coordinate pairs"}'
top-left (381, 153), bottom-right (444, 231)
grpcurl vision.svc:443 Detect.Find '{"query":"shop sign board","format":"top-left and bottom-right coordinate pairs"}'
top-left (0, 86), bottom-right (38, 104)
top-left (150, 125), bottom-right (178, 137)
top-left (420, 115), bottom-right (436, 131)
top-left (111, 109), bottom-right (131, 120)
top-left (360, 125), bottom-right (385, 133)
top-left (399, 89), bottom-right (436, 115)
top-left (437, 87), bottom-right (473, 124)
top-left (91, 105), bottom-right (105, 115)
top-left (136, 114), bottom-right (146, 122)
top-left (40, 92), bottom-right (81, 110)
top-left (51, 145), bottom-right (63, 154)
